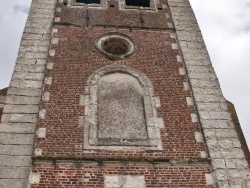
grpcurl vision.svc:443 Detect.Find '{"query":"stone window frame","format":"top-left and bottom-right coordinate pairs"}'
top-left (70, 0), bottom-right (107, 9)
top-left (95, 32), bottom-right (136, 61)
top-left (119, 0), bottom-right (157, 11)
top-left (83, 65), bottom-right (163, 151)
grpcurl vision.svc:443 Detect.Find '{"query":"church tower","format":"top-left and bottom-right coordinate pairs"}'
top-left (0, 0), bottom-right (249, 187)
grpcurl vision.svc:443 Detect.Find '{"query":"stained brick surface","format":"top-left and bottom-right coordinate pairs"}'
top-left (31, 3), bottom-right (214, 186)
top-left (37, 27), bottom-right (206, 159)
top-left (31, 164), bottom-right (215, 188)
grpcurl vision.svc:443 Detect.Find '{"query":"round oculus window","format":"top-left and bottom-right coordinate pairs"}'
top-left (95, 33), bottom-right (135, 60)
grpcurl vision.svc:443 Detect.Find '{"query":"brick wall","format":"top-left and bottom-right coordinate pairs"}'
top-left (31, 163), bottom-right (214, 188)
top-left (29, 1), bottom-right (216, 186)
top-left (37, 27), bottom-right (206, 159)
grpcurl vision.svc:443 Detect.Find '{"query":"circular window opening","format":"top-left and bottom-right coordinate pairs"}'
top-left (95, 33), bottom-right (135, 60)
top-left (102, 38), bottom-right (129, 55)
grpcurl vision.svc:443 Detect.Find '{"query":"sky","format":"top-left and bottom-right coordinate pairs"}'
top-left (0, 1), bottom-right (249, 147)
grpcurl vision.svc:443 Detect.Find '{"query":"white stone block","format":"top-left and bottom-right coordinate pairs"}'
top-left (195, 132), bottom-right (203, 143)
top-left (79, 116), bottom-right (85, 127)
top-left (179, 68), bottom-right (186, 75)
top-left (104, 175), bottom-right (146, 188)
top-left (191, 113), bottom-right (198, 123)
top-left (42, 92), bottom-right (50, 101)
top-left (170, 33), bottom-right (176, 39)
top-left (183, 82), bottom-right (190, 91)
top-left (29, 173), bottom-right (41, 184)
top-left (200, 151), bottom-right (207, 158)
top-left (34, 148), bottom-right (42, 156)
top-left (105, 175), bottom-right (123, 188)
top-left (52, 28), bottom-right (58, 33)
top-left (49, 50), bottom-right (55, 57)
top-left (47, 62), bottom-right (54, 70)
top-left (39, 109), bottom-right (46, 119)
top-left (171, 43), bottom-right (179, 50)
top-left (205, 174), bottom-right (215, 185)
top-left (212, 159), bottom-right (226, 169)
top-left (165, 13), bottom-right (170, 19)
top-left (36, 128), bottom-right (46, 138)
top-left (154, 96), bottom-right (161, 108)
top-left (123, 175), bottom-right (146, 188)
top-left (56, 7), bottom-right (61, 12)
top-left (55, 17), bottom-right (60, 22)
top-left (176, 55), bottom-right (182, 62)
top-left (44, 77), bottom-right (52, 85)
top-left (51, 38), bottom-right (59, 45)
top-left (186, 97), bottom-right (194, 105)
top-left (167, 22), bottom-right (174, 28)
top-left (149, 117), bottom-right (164, 128)
top-left (80, 95), bottom-right (85, 106)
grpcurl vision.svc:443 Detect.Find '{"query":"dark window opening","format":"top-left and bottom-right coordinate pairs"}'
top-left (102, 38), bottom-right (130, 56)
top-left (76, 0), bottom-right (101, 4)
top-left (125, 0), bottom-right (150, 7)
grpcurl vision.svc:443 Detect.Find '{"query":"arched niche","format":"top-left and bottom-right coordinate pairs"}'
top-left (83, 65), bottom-right (163, 150)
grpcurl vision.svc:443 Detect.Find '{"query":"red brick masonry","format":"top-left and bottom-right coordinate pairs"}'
top-left (32, 164), bottom-right (215, 188)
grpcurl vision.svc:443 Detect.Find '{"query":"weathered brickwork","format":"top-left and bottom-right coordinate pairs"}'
top-left (31, 162), bottom-right (214, 188)
top-left (36, 27), bottom-right (205, 159)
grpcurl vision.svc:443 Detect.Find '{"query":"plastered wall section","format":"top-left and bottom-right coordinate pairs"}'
top-left (167, 0), bottom-right (250, 187)
top-left (0, 0), bottom-right (56, 187)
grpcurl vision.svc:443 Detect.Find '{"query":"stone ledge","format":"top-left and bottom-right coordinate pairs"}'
top-left (32, 157), bottom-right (211, 166)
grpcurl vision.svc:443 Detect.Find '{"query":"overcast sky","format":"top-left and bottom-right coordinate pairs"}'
top-left (0, 0), bottom-right (249, 147)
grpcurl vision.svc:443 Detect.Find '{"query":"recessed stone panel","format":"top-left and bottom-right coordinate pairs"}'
top-left (104, 175), bottom-right (146, 188)
top-left (84, 65), bottom-right (163, 150)
top-left (98, 73), bottom-right (147, 144)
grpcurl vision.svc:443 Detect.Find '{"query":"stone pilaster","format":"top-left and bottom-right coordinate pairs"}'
top-left (0, 0), bottom-right (56, 187)
top-left (167, 0), bottom-right (250, 187)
